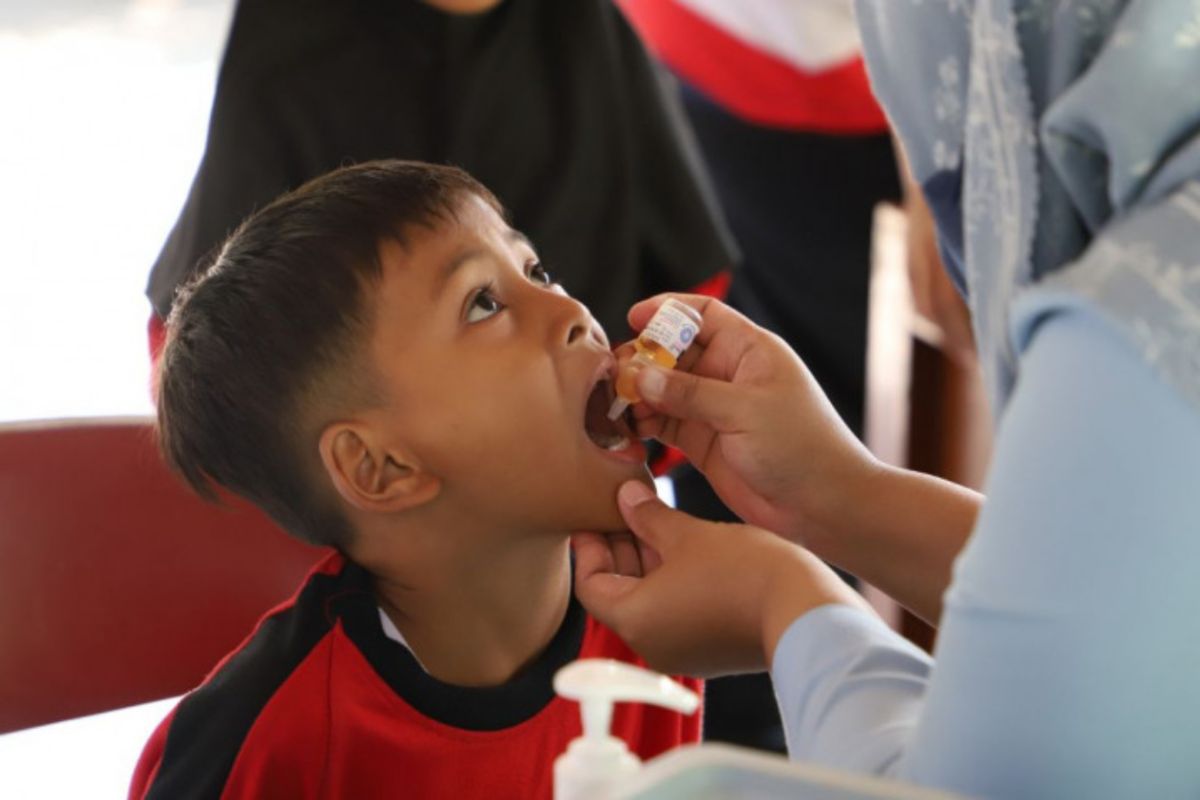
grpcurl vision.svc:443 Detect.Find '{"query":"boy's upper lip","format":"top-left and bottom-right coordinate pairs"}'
top-left (578, 347), bottom-right (619, 419)
top-left (581, 350), bottom-right (618, 411)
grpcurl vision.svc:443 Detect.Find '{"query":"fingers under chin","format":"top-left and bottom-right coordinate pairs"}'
top-left (639, 543), bottom-right (663, 573)
top-left (573, 573), bottom-right (641, 622)
top-left (608, 531), bottom-right (644, 578)
top-left (570, 531), bottom-right (615, 576)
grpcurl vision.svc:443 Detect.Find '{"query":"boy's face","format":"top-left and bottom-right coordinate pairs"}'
top-left (365, 194), bottom-right (649, 535)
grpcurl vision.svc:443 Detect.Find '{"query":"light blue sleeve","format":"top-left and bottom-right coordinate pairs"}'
top-left (770, 605), bottom-right (931, 774)
top-left (772, 308), bottom-right (1200, 797)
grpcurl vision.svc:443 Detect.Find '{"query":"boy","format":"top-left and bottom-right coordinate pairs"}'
top-left (130, 160), bottom-right (700, 799)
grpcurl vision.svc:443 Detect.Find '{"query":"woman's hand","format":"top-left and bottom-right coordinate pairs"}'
top-left (573, 481), bottom-right (871, 677)
top-left (616, 294), bottom-right (878, 549)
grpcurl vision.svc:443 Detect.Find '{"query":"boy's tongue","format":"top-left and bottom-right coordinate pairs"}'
top-left (584, 379), bottom-right (633, 450)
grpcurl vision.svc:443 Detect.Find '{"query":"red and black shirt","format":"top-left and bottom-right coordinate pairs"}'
top-left (129, 554), bottom-right (701, 799)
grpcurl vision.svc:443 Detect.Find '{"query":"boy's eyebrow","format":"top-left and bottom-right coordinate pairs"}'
top-left (433, 229), bottom-right (536, 300)
top-left (507, 229), bottom-right (534, 251)
top-left (434, 249), bottom-right (484, 300)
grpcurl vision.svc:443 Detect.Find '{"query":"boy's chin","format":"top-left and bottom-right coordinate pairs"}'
top-left (578, 471), bottom-right (655, 534)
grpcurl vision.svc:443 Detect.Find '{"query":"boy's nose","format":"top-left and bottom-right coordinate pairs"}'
top-left (566, 320), bottom-right (587, 345)
top-left (549, 291), bottom-right (600, 350)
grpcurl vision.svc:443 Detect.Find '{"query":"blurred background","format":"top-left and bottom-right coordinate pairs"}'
top-left (0, 2), bottom-right (235, 795)
top-left (0, 0), bottom-right (232, 423)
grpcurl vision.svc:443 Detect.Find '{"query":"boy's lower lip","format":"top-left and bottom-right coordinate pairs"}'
top-left (590, 434), bottom-right (648, 465)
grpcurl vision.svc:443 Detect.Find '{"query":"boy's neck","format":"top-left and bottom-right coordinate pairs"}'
top-left (370, 534), bottom-right (572, 687)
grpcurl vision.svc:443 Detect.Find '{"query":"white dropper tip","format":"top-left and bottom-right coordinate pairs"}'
top-left (607, 397), bottom-right (630, 421)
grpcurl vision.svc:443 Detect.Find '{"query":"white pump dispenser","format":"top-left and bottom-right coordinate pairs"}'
top-left (553, 659), bottom-right (699, 800)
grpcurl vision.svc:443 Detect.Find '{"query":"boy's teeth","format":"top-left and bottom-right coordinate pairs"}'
top-left (604, 436), bottom-right (629, 452)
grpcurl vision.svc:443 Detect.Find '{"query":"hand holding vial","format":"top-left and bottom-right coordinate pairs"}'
top-left (607, 298), bottom-right (702, 421)
top-left (610, 294), bottom-right (877, 550)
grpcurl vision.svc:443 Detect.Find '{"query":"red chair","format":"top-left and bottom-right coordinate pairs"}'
top-left (0, 417), bottom-right (326, 734)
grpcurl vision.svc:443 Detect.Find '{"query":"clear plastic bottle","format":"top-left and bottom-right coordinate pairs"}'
top-left (607, 298), bottom-right (702, 420)
top-left (553, 659), bottom-right (700, 800)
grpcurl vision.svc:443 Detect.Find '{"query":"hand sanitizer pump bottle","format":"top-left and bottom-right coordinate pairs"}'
top-left (553, 659), bottom-right (700, 800)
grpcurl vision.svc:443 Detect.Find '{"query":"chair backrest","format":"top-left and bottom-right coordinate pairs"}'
top-left (0, 417), bottom-right (326, 733)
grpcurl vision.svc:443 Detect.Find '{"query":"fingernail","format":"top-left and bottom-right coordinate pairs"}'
top-left (618, 480), bottom-right (656, 509)
top-left (637, 367), bottom-right (667, 402)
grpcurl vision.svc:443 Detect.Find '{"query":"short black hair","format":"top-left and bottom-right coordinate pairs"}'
top-left (156, 160), bottom-right (502, 550)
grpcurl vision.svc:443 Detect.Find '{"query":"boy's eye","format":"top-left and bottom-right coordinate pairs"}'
top-left (528, 262), bottom-right (553, 286)
top-left (465, 285), bottom-right (505, 323)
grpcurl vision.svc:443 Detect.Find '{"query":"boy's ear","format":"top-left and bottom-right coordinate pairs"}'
top-left (318, 423), bottom-right (441, 513)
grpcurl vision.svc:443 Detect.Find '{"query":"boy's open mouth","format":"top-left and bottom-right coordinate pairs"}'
top-left (584, 376), bottom-right (635, 451)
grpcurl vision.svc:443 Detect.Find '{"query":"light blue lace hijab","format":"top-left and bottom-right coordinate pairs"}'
top-left (855, 0), bottom-right (1200, 418)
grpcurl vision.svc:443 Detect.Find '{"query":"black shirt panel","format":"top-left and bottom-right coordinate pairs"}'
top-left (335, 563), bottom-right (589, 732)
top-left (144, 567), bottom-right (344, 800)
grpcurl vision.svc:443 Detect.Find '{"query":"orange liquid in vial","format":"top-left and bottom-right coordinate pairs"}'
top-left (615, 339), bottom-right (678, 403)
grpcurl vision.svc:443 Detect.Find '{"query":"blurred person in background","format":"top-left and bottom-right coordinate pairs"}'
top-left (146, 0), bottom-right (736, 359)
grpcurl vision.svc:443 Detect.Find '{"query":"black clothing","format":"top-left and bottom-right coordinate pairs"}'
top-left (148, 0), bottom-right (735, 338)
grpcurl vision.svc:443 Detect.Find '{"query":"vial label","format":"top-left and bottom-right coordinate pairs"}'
top-left (641, 300), bottom-right (699, 361)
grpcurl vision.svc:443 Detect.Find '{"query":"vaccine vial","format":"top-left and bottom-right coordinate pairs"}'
top-left (607, 298), bottom-right (702, 420)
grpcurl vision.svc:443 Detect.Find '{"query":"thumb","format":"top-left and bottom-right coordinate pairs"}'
top-left (616, 480), bottom-right (706, 554)
top-left (635, 365), bottom-right (743, 432)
